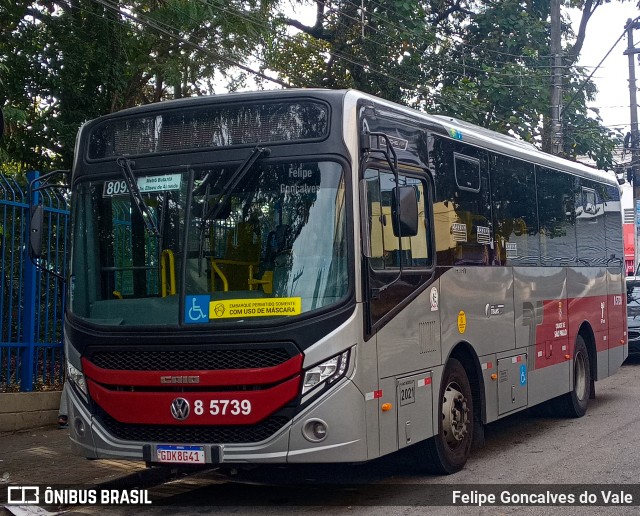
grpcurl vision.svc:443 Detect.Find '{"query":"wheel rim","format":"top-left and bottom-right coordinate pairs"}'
top-left (442, 382), bottom-right (470, 447)
top-left (574, 350), bottom-right (587, 401)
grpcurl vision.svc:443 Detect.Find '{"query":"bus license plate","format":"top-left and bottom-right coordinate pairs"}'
top-left (156, 445), bottom-right (205, 464)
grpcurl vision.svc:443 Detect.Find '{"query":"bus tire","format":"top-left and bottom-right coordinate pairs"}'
top-left (554, 335), bottom-right (591, 418)
top-left (421, 358), bottom-right (473, 474)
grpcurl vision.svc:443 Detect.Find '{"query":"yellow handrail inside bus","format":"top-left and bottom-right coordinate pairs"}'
top-left (210, 259), bottom-right (229, 292)
top-left (247, 270), bottom-right (273, 294)
top-left (161, 249), bottom-right (176, 297)
top-left (209, 259), bottom-right (267, 292)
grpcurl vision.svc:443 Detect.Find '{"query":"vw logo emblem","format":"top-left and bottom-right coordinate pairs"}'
top-left (170, 398), bottom-right (190, 421)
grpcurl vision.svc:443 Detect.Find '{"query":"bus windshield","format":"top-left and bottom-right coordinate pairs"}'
top-left (69, 160), bottom-right (348, 327)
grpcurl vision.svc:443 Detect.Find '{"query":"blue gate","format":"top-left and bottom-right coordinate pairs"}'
top-left (0, 171), bottom-right (69, 392)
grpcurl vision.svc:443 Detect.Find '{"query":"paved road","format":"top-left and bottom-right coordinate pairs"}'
top-left (6, 356), bottom-right (640, 516)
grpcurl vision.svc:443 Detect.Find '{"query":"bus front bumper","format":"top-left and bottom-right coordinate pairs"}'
top-left (67, 378), bottom-right (369, 465)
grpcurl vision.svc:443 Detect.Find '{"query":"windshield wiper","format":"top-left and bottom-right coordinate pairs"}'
top-left (116, 157), bottom-right (160, 237)
top-left (200, 146), bottom-right (271, 223)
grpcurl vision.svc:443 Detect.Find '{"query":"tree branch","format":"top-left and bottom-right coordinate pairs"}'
top-left (429, 0), bottom-right (475, 27)
top-left (285, 1), bottom-right (335, 42)
top-left (566, 0), bottom-right (600, 63)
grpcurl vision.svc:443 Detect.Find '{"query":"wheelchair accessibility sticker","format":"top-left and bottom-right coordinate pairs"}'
top-left (185, 296), bottom-right (303, 322)
top-left (520, 364), bottom-right (527, 386)
top-left (185, 295), bottom-right (210, 324)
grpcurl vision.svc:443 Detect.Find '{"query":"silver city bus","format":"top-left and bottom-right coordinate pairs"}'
top-left (50, 89), bottom-right (626, 473)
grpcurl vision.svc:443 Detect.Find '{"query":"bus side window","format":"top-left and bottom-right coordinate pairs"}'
top-left (491, 155), bottom-right (538, 266)
top-left (363, 166), bottom-right (432, 330)
top-left (364, 168), bottom-right (430, 269)
top-left (576, 181), bottom-right (606, 265)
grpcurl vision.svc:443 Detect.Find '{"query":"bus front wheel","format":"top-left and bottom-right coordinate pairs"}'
top-left (420, 358), bottom-right (473, 474)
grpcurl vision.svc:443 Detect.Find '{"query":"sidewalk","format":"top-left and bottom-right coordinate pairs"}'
top-left (0, 424), bottom-right (148, 488)
top-left (0, 425), bottom-right (223, 512)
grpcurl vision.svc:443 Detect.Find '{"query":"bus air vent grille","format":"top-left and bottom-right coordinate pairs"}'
top-left (90, 348), bottom-right (293, 371)
top-left (97, 410), bottom-right (291, 444)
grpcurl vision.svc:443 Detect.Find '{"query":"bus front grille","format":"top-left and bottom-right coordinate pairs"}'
top-left (90, 348), bottom-right (293, 371)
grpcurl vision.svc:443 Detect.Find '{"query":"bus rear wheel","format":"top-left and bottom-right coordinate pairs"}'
top-left (420, 358), bottom-right (473, 474)
top-left (553, 335), bottom-right (591, 418)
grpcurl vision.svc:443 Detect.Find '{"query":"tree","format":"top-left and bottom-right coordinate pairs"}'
top-left (268, 0), bottom-right (631, 169)
top-left (0, 0), bottom-right (282, 172)
top-left (0, 0), bottom-right (634, 172)
top-left (450, 0), bottom-right (632, 168)
top-left (266, 0), bottom-right (478, 104)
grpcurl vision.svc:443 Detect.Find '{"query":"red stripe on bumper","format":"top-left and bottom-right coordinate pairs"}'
top-left (88, 375), bottom-right (301, 425)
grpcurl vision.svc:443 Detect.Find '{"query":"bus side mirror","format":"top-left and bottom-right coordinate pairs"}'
top-left (30, 204), bottom-right (44, 258)
top-left (392, 185), bottom-right (419, 237)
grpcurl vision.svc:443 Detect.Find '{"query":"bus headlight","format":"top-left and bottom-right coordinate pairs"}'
top-left (302, 350), bottom-right (350, 395)
top-left (67, 361), bottom-right (88, 400)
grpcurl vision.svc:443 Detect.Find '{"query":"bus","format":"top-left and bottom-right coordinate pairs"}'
top-left (49, 89), bottom-right (627, 474)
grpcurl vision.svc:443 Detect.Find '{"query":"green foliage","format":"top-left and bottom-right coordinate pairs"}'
top-left (0, 0), bottom-right (626, 172)
top-left (435, 0), bottom-right (551, 136)
top-left (269, 0), bottom-right (622, 170)
top-left (266, 0), bottom-right (442, 103)
top-left (0, 0), bottom-right (281, 171)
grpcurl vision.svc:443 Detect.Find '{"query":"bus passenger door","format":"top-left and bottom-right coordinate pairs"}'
top-left (361, 166), bottom-right (438, 456)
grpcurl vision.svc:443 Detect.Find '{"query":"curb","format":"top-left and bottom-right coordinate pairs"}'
top-left (0, 392), bottom-right (62, 433)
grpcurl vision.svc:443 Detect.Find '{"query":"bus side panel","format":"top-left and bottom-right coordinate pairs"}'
top-left (439, 267), bottom-right (514, 424)
top-left (439, 267), bottom-right (515, 359)
top-left (607, 267), bottom-right (627, 375)
top-left (513, 266), bottom-right (569, 408)
top-left (375, 285), bottom-right (442, 456)
top-left (375, 283), bottom-right (443, 379)
top-left (567, 267), bottom-right (609, 380)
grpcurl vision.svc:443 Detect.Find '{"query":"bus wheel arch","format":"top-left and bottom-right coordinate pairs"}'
top-left (419, 343), bottom-right (484, 474)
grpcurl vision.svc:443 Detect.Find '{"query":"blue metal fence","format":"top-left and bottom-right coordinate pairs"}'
top-left (0, 171), bottom-right (69, 392)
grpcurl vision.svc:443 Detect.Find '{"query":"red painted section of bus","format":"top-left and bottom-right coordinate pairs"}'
top-left (534, 293), bottom-right (626, 370)
top-left (532, 297), bottom-right (569, 369)
top-left (87, 375), bottom-right (301, 425)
